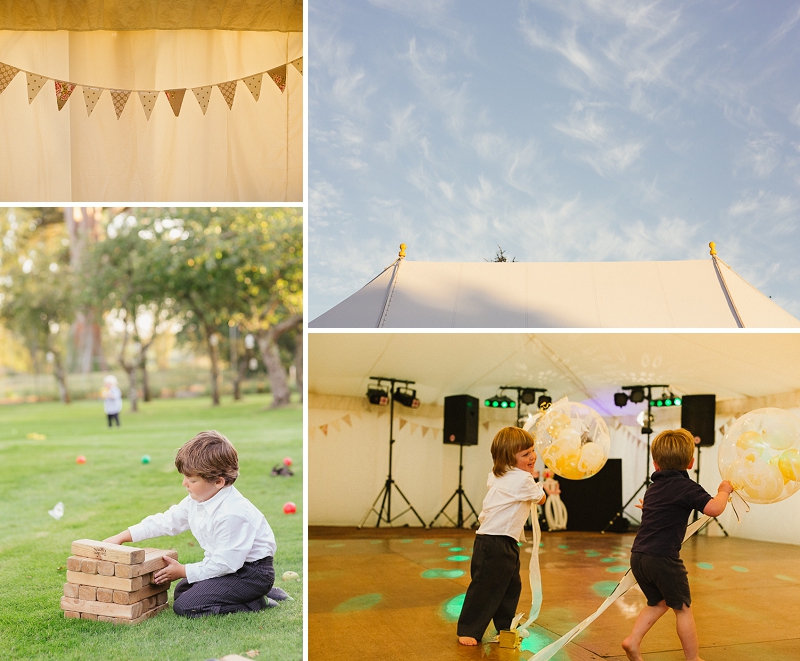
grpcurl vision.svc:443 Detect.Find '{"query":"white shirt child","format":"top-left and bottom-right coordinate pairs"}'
top-left (476, 468), bottom-right (544, 542)
top-left (128, 485), bottom-right (276, 584)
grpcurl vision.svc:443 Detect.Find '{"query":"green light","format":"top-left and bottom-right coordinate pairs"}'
top-left (509, 401), bottom-right (516, 408)
top-left (656, 400), bottom-right (663, 407)
top-left (674, 397), bottom-right (682, 405)
top-left (665, 398), bottom-right (672, 406)
top-left (484, 399), bottom-right (491, 407)
top-left (500, 400), bottom-right (508, 408)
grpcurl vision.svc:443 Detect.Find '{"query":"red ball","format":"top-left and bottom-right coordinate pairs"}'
top-left (283, 456), bottom-right (293, 467)
top-left (76, 455), bottom-right (87, 464)
top-left (283, 502), bottom-right (297, 514)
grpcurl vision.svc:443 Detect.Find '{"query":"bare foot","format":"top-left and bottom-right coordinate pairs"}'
top-left (458, 636), bottom-right (478, 646)
top-left (622, 637), bottom-right (643, 661)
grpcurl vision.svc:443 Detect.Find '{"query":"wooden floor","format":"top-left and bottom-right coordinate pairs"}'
top-left (309, 526), bottom-right (800, 661)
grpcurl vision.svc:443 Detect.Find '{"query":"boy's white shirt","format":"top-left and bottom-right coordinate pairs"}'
top-left (128, 485), bottom-right (276, 583)
top-left (103, 386), bottom-right (122, 415)
top-left (477, 468), bottom-right (544, 542)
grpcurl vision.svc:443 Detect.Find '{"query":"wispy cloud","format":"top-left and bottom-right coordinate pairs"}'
top-left (737, 133), bottom-right (783, 178)
top-left (766, 5), bottom-right (800, 46)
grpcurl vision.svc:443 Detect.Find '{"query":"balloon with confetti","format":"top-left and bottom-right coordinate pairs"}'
top-left (535, 399), bottom-right (611, 480)
top-left (718, 408), bottom-right (800, 504)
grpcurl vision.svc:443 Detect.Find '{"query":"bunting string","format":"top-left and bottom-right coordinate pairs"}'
top-left (0, 58), bottom-right (302, 119)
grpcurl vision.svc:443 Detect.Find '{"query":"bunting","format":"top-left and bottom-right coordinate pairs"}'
top-left (0, 58), bottom-right (302, 119)
top-left (310, 411), bottom-right (444, 442)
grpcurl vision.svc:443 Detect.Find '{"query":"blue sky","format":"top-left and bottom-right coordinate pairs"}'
top-left (309, 0), bottom-right (800, 321)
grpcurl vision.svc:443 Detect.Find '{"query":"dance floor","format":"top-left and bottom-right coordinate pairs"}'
top-left (308, 526), bottom-right (800, 660)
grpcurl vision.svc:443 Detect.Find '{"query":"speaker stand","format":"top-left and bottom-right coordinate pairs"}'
top-left (430, 444), bottom-right (480, 528)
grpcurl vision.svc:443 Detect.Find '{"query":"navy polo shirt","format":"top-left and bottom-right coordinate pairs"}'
top-left (630, 470), bottom-right (713, 559)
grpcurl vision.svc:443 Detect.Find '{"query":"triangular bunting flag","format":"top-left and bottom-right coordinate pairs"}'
top-left (331, 419), bottom-right (341, 432)
top-left (482, 422), bottom-right (490, 431)
top-left (164, 89), bottom-right (186, 117)
top-left (26, 72), bottom-right (48, 104)
top-left (82, 87), bottom-right (102, 117)
top-left (0, 63), bottom-right (20, 95)
top-left (267, 64), bottom-right (287, 93)
top-left (110, 90), bottom-right (131, 119)
top-left (398, 418), bottom-right (407, 430)
top-left (342, 414), bottom-right (352, 427)
top-left (242, 73), bottom-right (263, 101)
top-left (410, 423), bottom-right (419, 435)
top-left (353, 411), bottom-right (363, 419)
top-left (217, 81), bottom-right (237, 109)
top-left (54, 80), bottom-right (76, 111)
top-left (422, 426), bottom-right (429, 438)
top-left (434, 430), bottom-right (441, 440)
top-left (289, 57), bottom-right (303, 75)
top-left (138, 91), bottom-right (158, 120)
top-left (320, 424), bottom-right (328, 436)
top-left (377, 410), bottom-right (387, 419)
top-left (192, 86), bottom-right (212, 115)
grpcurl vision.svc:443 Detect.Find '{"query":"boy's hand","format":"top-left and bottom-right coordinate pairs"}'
top-left (154, 555), bottom-right (186, 585)
top-left (635, 498), bottom-right (644, 510)
top-left (103, 530), bottom-right (132, 545)
top-left (718, 480), bottom-right (734, 495)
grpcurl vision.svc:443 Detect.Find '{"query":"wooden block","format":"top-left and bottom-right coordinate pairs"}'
top-left (115, 549), bottom-right (178, 578)
top-left (97, 588), bottom-right (113, 603)
top-left (97, 561), bottom-right (115, 576)
top-left (80, 558), bottom-right (98, 574)
top-left (78, 585), bottom-right (97, 601)
top-left (66, 570), bottom-right (143, 592)
top-left (60, 596), bottom-right (143, 619)
top-left (98, 615), bottom-right (114, 622)
top-left (81, 613), bottom-right (98, 620)
top-left (156, 591), bottom-right (168, 606)
top-left (64, 582), bottom-right (80, 599)
top-left (71, 540), bottom-right (145, 565)
top-left (112, 602), bottom-right (169, 625)
top-left (66, 556), bottom-right (83, 572)
top-left (141, 572), bottom-right (151, 586)
top-left (64, 610), bottom-right (80, 619)
top-left (113, 582), bottom-right (169, 605)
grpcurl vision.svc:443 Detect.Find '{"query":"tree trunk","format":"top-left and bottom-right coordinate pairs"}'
top-left (123, 361), bottom-right (139, 412)
top-left (139, 351), bottom-right (151, 402)
top-left (233, 355), bottom-right (248, 401)
top-left (207, 328), bottom-right (221, 406)
top-left (51, 350), bottom-right (71, 404)
top-left (256, 315), bottom-right (302, 408)
top-left (294, 332), bottom-right (303, 403)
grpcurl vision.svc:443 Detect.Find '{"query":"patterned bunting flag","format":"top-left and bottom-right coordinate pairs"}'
top-left (320, 424), bottom-right (328, 436)
top-left (192, 86), bottom-right (212, 114)
top-left (289, 57), bottom-right (303, 75)
top-left (164, 89), bottom-right (186, 116)
top-left (82, 87), bottom-right (102, 116)
top-left (26, 72), bottom-right (48, 104)
top-left (138, 91), bottom-right (158, 120)
top-left (110, 90), bottom-right (131, 119)
top-left (217, 81), bottom-right (237, 109)
top-left (54, 81), bottom-right (76, 110)
top-left (242, 73), bottom-right (263, 102)
top-left (0, 63), bottom-right (20, 95)
top-left (267, 64), bottom-right (287, 93)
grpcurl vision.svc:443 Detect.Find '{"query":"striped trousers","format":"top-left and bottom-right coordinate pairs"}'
top-left (173, 556), bottom-right (275, 618)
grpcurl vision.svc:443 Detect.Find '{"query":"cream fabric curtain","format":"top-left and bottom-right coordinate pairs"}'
top-left (0, 29), bottom-right (302, 201)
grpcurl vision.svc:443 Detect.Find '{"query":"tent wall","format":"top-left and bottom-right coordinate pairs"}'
top-left (309, 395), bottom-right (800, 547)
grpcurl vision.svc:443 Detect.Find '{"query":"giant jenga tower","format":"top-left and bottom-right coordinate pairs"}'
top-left (61, 539), bottom-right (177, 624)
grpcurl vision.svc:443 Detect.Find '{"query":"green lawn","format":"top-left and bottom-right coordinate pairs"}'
top-left (0, 395), bottom-right (303, 661)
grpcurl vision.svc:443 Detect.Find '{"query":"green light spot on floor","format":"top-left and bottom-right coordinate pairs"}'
top-left (423, 540), bottom-right (435, 544)
top-left (564, 550), bottom-right (577, 555)
top-left (607, 565), bottom-right (629, 573)
top-left (520, 630), bottom-right (554, 652)
top-left (539, 542), bottom-right (544, 547)
top-left (440, 593), bottom-right (465, 622)
top-left (592, 581), bottom-right (618, 597)
top-left (326, 543), bottom-right (345, 548)
top-left (447, 555), bottom-right (470, 562)
top-left (422, 569), bottom-right (466, 579)
top-left (696, 562), bottom-right (713, 570)
top-left (558, 544), bottom-right (569, 549)
top-left (601, 557), bottom-right (616, 563)
top-left (731, 566), bottom-right (748, 573)
top-left (333, 593), bottom-right (382, 613)
top-left (400, 539), bottom-right (412, 543)
top-left (449, 547), bottom-right (463, 552)
top-left (776, 575), bottom-right (799, 583)
top-left (585, 550), bottom-right (601, 557)
top-left (439, 542), bottom-right (452, 547)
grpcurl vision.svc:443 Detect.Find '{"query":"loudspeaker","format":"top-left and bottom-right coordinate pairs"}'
top-left (443, 395), bottom-right (479, 446)
top-left (681, 394), bottom-right (716, 447)
top-left (556, 459), bottom-right (622, 532)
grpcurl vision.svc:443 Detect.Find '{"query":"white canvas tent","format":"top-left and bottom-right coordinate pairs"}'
top-left (310, 246), bottom-right (800, 328)
top-left (309, 332), bottom-right (800, 546)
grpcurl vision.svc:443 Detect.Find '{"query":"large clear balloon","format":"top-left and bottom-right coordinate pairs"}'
top-left (534, 400), bottom-right (611, 480)
top-left (718, 408), bottom-right (800, 504)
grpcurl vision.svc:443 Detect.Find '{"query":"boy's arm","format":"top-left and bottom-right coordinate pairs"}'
top-left (103, 530), bottom-right (132, 545)
top-left (128, 501), bottom-right (191, 543)
top-left (703, 480), bottom-right (733, 517)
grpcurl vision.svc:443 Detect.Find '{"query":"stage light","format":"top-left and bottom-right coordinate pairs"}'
top-left (537, 394), bottom-right (552, 408)
top-left (484, 395), bottom-right (516, 409)
top-left (366, 387), bottom-right (389, 406)
top-left (520, 389), bottom-right (538, 405)
top-left (650, 393), bottom-right (682, 408)
top-left (629, 386), bottom-right (646, 403)
top-left (614, 392), bottom-right (629, 407)
top-left (394, 388), bottom-right (420, 409)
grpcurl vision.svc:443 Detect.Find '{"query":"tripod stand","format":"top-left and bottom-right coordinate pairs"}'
top-left (359, 377), bottom-right (426, 528)
top-left (693, 445), bottom-right (728, 535)
top-left (430, 443), bottom-right (480, 528)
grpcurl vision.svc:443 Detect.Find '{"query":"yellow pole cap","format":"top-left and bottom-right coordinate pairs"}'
top-left (399, 243), bottom-right (406, 258)
top-left (709, 241), bottom-right (717, 256)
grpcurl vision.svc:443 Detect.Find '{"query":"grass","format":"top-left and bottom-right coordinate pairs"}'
top-left (0, 395), bottom-right (302, 661)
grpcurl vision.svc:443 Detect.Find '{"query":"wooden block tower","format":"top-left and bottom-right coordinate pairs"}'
top-left (60, 539), bottom-right (177, 624)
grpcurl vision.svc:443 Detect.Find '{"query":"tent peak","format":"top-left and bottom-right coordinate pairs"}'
top-left (398, 243), bottom-right (407, 259)
top-left (709, 241), bottom-right (717, 256)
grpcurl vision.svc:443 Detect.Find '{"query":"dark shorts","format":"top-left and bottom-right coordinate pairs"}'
top-left (630, 552), bottom-right (691, 609)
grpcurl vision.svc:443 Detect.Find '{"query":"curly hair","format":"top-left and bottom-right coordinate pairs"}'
top-left (175, 430), bottom-right (239, 485)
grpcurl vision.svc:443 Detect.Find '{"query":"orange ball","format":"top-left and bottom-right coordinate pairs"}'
top-left (283, 502), bottom-right (297, 514)
top-left (76, 455), bottom-right (87, 464)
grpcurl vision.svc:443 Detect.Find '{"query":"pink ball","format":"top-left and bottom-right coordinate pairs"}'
top-left (76, 455), bottom-right (87, 464)
top-left (283, 456), bottom-right (293, 467)
top-left (283, 502), bottom-right (297, 514)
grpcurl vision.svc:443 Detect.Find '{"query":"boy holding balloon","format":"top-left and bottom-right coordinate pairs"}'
top-left (622, 428), bottom-right (732, 661)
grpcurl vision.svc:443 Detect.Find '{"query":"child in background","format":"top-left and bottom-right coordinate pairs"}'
top-left (102, 375), bottom-right (122, 427)
top-left (457, 427), bottom-right (546, 645)
top-left (104, 430), bottom-right (284, 617)
top-left (623, 428), bottom-right (733, 661)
